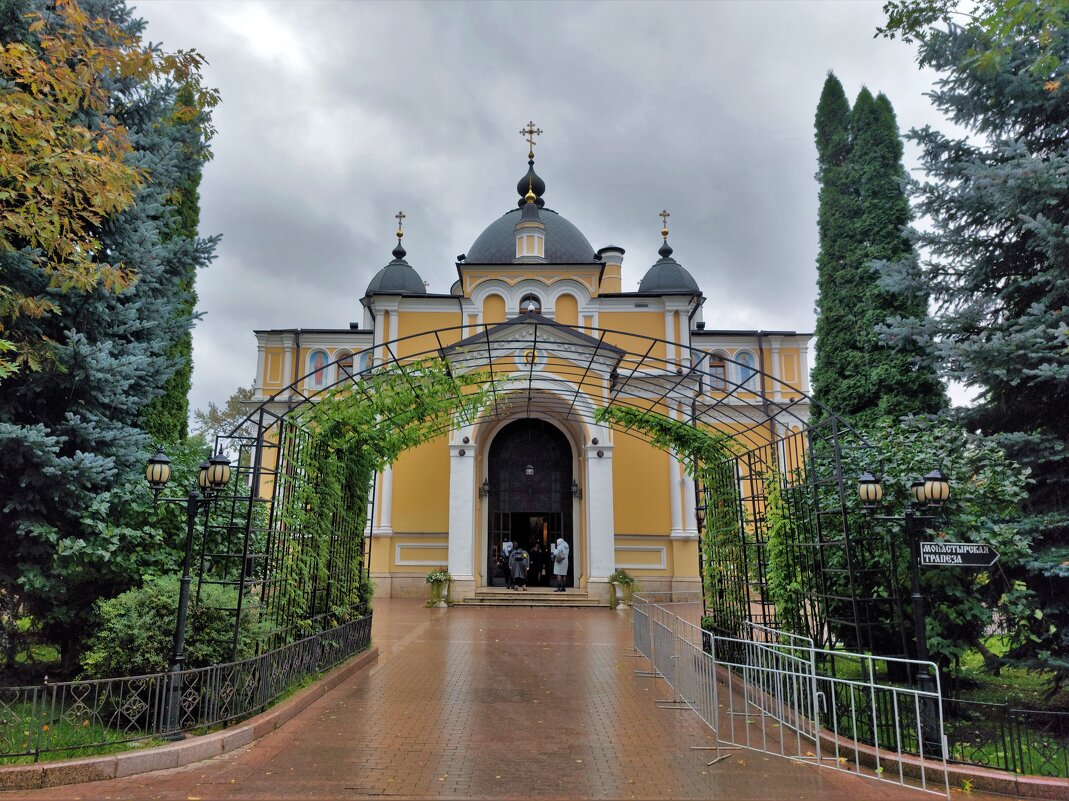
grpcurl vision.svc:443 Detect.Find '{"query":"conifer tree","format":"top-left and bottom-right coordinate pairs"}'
top-left (811, 74), bottom-right (944, 427)
top-left (0, 0), bottom-right (217, 669)
top-left (142, 83), bottom-right (205, 443)
top-left (811, 73), bottom-right (857, 422)
top-left (880, 12), bottom-right (1069, 687)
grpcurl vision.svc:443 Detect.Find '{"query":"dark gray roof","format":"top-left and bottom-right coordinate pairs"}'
top-left (638, 243), bottom-right (701, 294)
top-left (365, 251), bottom-right (427, 297)
top-left (465, 208), bottom-right (595, 264)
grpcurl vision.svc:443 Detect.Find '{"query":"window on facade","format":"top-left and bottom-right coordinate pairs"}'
top-left (736, 350), bottom-right (757, 391)
top-left (336, 350), bottom-right (355, 381)
top-left (708, 351), bottom-right (727, 392)
top-left (516, 233), bottom-right (545, 259)
top-left (308, 350), bottom-right (328, 388)
top-left (519, 294), bottom-right (542, 315)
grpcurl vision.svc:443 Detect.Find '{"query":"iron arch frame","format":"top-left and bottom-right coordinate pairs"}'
top-left (205, 320), bottom-right (900, 659)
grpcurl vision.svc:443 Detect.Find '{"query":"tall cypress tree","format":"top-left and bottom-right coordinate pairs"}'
top-left (812, 73), bottom-right (858, 422)
top-left (142, 83), bottom-right (205, 444)
top-left (812, 74), bottom-right (944, 427)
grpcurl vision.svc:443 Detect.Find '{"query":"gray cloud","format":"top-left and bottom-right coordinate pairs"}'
top-left (139, 0), bottom-right (946, 416)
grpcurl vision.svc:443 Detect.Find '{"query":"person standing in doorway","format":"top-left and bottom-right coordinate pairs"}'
top-left (529, 541), bottom-right (545, 586)
top-left (501, 537), bottom-right (515, 589)
top-left (552, 537), bottom-right (569, 592)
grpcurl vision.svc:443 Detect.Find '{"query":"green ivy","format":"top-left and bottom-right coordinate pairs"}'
top-left (264, 360), bottom-right (502, 639)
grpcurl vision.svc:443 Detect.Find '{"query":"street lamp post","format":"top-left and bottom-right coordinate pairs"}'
top-left (146, 448), bottom-right (232, 735)
top-left (859, 468), bottom-right (950, 758)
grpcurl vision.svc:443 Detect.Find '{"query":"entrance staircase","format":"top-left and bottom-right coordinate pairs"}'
top-left (459, 586), bottom-right (605, 608)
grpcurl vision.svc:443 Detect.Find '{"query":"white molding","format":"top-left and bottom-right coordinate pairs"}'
top-left (615, 545), bottom-right (668, 570)
top-left (395, 541), bottom-right (450, 567)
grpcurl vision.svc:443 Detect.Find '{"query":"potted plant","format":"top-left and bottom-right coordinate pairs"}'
top-left (425, 567), bottom-right (452, 607)
top-left (609, 569), bottom-right (636, 608)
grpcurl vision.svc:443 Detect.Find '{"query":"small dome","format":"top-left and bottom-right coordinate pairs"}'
top-left (365, 242), bottom-right (427, 297)
top-left (638, 242), bottom-right (701, 294)
top-left (467, 208), bottom-right (594, 264)
top-left (516, 160), bottom-right (546, 208)
top-left (449, 279), bottom-right (463, 296)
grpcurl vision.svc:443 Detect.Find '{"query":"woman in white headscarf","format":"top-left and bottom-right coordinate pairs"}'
top-left (551, 537), bottom-right (569, 592)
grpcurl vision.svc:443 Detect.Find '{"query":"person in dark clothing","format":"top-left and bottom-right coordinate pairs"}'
top-left (529, 541), bottom-right (545, 586)
top-left (509, 547), bottom-right (530, 591)
top-left (501, 537), bottom-right (514, 589)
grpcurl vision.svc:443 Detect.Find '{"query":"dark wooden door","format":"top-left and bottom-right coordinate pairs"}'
top-left (487, 419), bottom-right (573, 587)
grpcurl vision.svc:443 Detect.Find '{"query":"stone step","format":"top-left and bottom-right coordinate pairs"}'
top-left (460, 587), bottom-right (606, 608)
top-left (459, 597), bottom-right (605, 608)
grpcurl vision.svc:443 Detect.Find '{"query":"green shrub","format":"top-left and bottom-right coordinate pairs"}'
top-left (80, 576), bottom-right (261, 679)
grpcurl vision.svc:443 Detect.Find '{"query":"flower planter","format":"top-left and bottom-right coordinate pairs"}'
top-left (428, 581), bottom-right (450, 607)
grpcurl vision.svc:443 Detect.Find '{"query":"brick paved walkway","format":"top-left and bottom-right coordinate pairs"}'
top-left (4, 600), bottom-right (993, 800)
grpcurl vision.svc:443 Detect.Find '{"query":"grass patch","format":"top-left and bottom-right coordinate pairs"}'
top-left (0, 701), bottom-right (166, 765)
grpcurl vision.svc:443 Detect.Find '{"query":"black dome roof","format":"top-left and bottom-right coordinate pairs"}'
top-left (466, 208), bottom-right (595, 264)
top-left (638, 242), bottom-right (701, 294)
top-left (364, 243), bottom-right (427, 296)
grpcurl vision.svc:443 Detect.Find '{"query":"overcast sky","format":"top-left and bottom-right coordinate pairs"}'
top-left (138, 0), bottom-right (950, 417)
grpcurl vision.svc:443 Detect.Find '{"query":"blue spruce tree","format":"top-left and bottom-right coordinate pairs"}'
top-left (0, 0), bottom-right (217, 670)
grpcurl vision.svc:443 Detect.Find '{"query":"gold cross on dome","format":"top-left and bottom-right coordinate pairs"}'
top-left (520, 121), bottom-right (543, 159)
top-left (659, 209), bottom-right (670, 237)
top-left (395, 210), bottom-right (406, 238)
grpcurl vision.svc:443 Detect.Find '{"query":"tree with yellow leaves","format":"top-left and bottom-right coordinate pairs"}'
top-left (0, 0), bottom-right (215, 375)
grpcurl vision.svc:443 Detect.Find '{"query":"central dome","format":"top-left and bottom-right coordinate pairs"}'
top-left (465, 208), bottom-right (594, 264)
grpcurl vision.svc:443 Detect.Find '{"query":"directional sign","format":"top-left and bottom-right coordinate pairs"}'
top-left (920, 541), bottom-right (999, 568)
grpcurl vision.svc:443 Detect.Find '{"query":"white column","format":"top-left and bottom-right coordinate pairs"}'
top-left (668, 447), bottom-right (684, 536)
top-left (255, 341), bottom-right (266, 399)
top-left (683, 472), bottom-right (698, 536)
top-left (447, 444), bottom-right (476, 581)
top-left (374, 466), bottom-right (394, 535)
top-left (585, 444), bottom-right (615, 579)
top-left (664, 310), bottom-right (675, 368)
top-left (281, 333), bottom-right (294, 399)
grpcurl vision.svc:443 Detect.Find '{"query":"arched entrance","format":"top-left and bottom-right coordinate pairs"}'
top-left (486, 418), bottom-right (573, 588)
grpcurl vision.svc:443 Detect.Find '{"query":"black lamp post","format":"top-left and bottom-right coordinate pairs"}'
top-left (146, 447), bottom-right (232, 735)
top-left (859, 468), bottom-right (950, 757)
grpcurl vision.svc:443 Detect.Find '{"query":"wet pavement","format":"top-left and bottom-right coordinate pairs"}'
top-left (2, 599), bottom-right (1006, 800)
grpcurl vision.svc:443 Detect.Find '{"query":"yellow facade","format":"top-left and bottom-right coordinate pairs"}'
top-left (250, 148), bottom-right (811, 605)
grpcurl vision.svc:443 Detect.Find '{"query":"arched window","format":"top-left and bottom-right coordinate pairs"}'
top-left (519, 293), bottom-right (542, 315)
top-left (708, 351), bottom-right (728, 392)
top-left (736, 350), bottom-right (757, 391)
top-left (335, 350), bottom-right (355, 382)
top-left (357, 351), bottom-right (371, 374)
top-left (307, 350), bottom-right (328, 388)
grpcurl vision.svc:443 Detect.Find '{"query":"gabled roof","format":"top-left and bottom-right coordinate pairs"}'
top-left (446, 312), bottom-right (625, 356)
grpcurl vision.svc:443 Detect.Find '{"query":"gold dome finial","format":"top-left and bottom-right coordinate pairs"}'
top-left (395, 209), bottom-right (406, 240)
top-left (659, 209), bottom-right (670, 240)
top-left (524, 175), bottom-right (537, 204)
top-left (520, 120), bottom-right (543, 161)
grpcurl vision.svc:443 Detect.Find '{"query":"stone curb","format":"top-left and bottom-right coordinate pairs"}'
top-left (0, 645), bottom-right (379, 792)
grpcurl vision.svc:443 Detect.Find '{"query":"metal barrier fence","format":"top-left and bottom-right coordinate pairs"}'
top-left (0, 615), bottom-right (372, 763)
top-left (632, 593), bottom-right (949, 798)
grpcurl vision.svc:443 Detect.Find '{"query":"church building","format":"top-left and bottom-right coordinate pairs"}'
top-left (250, 125), bottom-right (812, 605)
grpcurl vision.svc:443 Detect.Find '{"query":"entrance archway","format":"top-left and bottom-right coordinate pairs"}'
top-left (486, 418), bottom-right (573, 588)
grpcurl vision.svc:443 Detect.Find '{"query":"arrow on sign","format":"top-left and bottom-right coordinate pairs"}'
top-left (919, 541), bottom-right (999, 568)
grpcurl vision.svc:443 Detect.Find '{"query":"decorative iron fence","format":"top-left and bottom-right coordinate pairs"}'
top-left (696, 417), bottom-right (900, 657)
top-left (941, 698), bottom-right (1069, 778)
top-left (0, 615), bottom-right (371, 763)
